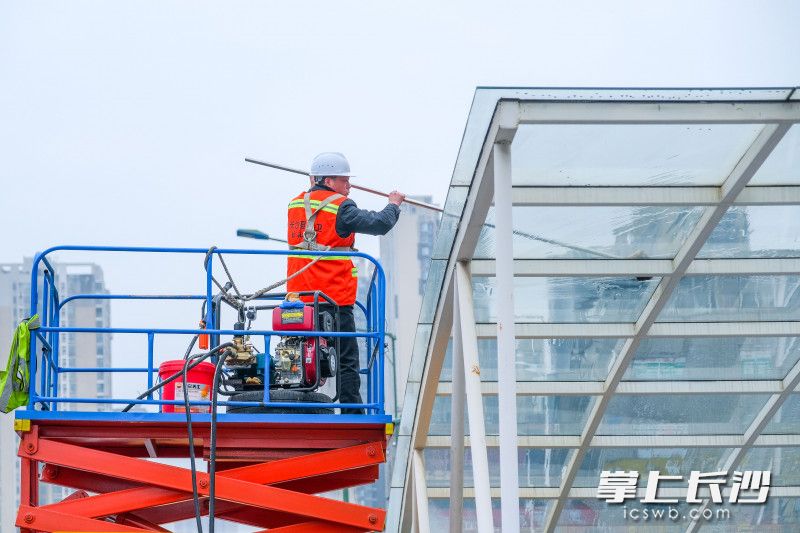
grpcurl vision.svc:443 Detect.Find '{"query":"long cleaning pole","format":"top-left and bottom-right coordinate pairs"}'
top-left (245, 157), bottom-right (443, 212)
top-left (244, 156), bottom-right (624, 260)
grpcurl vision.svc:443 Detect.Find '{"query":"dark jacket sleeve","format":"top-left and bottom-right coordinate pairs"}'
top-left (336, 199), bottom-right (401, 237)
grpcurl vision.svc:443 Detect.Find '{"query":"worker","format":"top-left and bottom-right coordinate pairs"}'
top-left (287, 152), bottom-right (405, 414)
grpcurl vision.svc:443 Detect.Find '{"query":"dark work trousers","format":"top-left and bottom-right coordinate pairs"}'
top-left (319, 304), bottom-right (363, 414)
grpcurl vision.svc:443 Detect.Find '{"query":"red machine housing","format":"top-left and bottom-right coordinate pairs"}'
top-left (271, 304), bottom-right (326, 388)
top-left (272, 304), bottom-right (314, 331)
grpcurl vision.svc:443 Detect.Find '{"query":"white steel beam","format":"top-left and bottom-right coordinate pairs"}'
top-left (448, 283), bottom-right (466, 533)
top-left (455, 262), bottom-right (494, 532)
top-left (475, 323), bottom-right (635, 338)
top-left (650, 321), bottom-right (800, 337)
top-left (427, 486), bottom-right (800, 499)
top-left (425, 433), bottom-right (800, 449)
top-left (474, 321), bottom-right (800, 338)
top-left (436, 380), bottom-right (785, 396)
top-left (493, 141), bottom-right (521, 532)
top-left (470, 258), bottom-right (800, 277)
top-left (542, 122), bottom-right (793, 533)
top-left (516, 100), bottom-right (800, 124)
top-left (412, 450), bottom-right (431, 533)
top-left (510, 185), bottom-right (800, 206)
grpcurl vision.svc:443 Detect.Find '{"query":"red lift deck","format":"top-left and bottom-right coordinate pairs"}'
top-left (14, 246), bottom-right (393, 532)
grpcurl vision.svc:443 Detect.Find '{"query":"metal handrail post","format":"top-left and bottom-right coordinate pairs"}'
top-left (378, 270), bottom-right (386, 415)
top-left (146, 333), bottom-right (155, 400)
top-left (40, 275), bottom-right (50, 409)
top-left (52, 293), bottom-right (60, 412)
top-left (28, 254), bottom-right (40, 409)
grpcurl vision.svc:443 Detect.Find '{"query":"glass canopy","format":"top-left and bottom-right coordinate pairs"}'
top-left (388, 88), bottom-right (800, 533)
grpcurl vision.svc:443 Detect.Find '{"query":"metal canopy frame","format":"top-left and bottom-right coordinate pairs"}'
top-left (388, 88), bottom-right (800, 532)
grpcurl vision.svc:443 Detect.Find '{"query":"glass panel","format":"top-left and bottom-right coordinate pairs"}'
top-left (475, 206), bottom-right (704, 260)
top-left (701, 498), bottom-right (800, 533)
top-left (763, 394), bottom-right (800, 434)
top-left (574, 447), bottom-right (731, 488)
top-left (739, 447), bottom-right (800, 486)
top-left (418, 260), bottom-right (446, 323)
top-left (557, 499), bottom-right (691, 531)
top-left (432, 186), bottom-right (469, 259)
top-left (424, 447), bottom-right (571, 487)
top-left (518, 396), bottom-right (595, 435)
top-left (698, 206), bottom-right (800, 258)
top-left (658, 275), bottom-right (800, 322)
top-left (441, 338), bottom-right (623, 382)
top-left (407, 324), bottom-right (432, 383)
top-left (429, 497), bottom-right (549, 532)
top-left (750, 125), bottom-right (800, 185)
top-left (597, 394), bottom-right (770, 435)
top-left (429, 394), bottom-right (594, 435)
top-left (624, 337), bottom-right (800, 381)
top-left (390, 435), bottom-right (410, 488)
top-left (397, 381), bottom-right (419, 436)
top-left (453, 88), bottom-right (790, 188)
top-left (511, 124), bottom-right (764, 186)
top-left (472, 276), bottom-right (659, 323)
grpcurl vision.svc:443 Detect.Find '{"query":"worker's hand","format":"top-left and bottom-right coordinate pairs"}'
top-left (389, 191), bottom-right (406, 206)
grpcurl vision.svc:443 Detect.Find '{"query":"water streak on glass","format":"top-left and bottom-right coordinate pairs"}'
top-left (763, 394), bottom-right (800, 435)
top-left (440, 338), bottom-right (623, 382)
top-left (698, 205), bottom-right (800, 258)
top-left (511, 124), bottom-right (764, 186)
top-left (475, 206), bottom-right (704, 259)
top-left (574, 447), bottom-right (732, 488)
top-left (597, 394), bottom-right (770, 435)
top-left (624, 337), bottom-right (800, 381)
top-left (472, 276), bottom-right (660, 323)
top-left (424, 447), bottom-right (571, 487)
top-left (659, 275), bottom-right (800, 322)
top-left (429, 394), bottom-right (594, 435)
top-left (749, 124), bottom-right (800, 185)
top-left (739, 447), bottom-right (800, 486)
top-left (428, 498), bottom-right (549, 532)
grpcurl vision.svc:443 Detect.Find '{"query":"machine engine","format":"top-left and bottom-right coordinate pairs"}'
top-left (269, 300), bottom-right (337, 390)
top-left (223, 298), bottom-right (338, 396)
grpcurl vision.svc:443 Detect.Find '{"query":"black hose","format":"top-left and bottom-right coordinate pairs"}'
top-left (119, 341), bottom-right (229, 413)
top-left (208, 352), bottom-right (230, 533)
top-left (182, 341), bottom-right (205, 533)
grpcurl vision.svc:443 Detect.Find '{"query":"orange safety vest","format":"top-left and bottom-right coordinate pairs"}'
top-left (286, 190), bottom-right (358, 306)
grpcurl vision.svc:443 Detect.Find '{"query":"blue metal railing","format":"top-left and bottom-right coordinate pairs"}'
top-left (27, 245), bottom-right (386, 416)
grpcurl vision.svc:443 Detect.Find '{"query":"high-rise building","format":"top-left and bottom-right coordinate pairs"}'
top-left (56, 263), bottom-right (112, 410)
top-left (0, 258), bottom-right (111, 522)
top-left (379, 196), bottom-right (439, 417)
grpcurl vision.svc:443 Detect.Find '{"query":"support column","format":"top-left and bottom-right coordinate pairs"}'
top-left (412, 450), bottom-right (431, 533)
top-left (493, 142), bottom-right (521, 532)
top-left (455, 262), bottom-right (494, 532)
top-left (449, 277), bottom-right (466, 532)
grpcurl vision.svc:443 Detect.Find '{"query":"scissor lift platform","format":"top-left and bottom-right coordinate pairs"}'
top-left (15, 246), bottom-right (393, 532)
top-left (15, 412), bottom-right (392, 532)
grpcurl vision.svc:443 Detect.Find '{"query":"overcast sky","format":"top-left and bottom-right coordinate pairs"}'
top-left (1, 0), bottom-right (798, 400)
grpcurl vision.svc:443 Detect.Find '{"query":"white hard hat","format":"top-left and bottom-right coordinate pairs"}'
top-left (310, 152), bottom-right (352, 177)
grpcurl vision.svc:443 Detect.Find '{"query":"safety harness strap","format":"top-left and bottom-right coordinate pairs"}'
top-left (301, 192), bottom-right (354, 252)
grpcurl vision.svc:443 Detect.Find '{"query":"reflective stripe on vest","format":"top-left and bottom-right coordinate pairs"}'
top-left (287, 199), bottom-right (340, 215)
